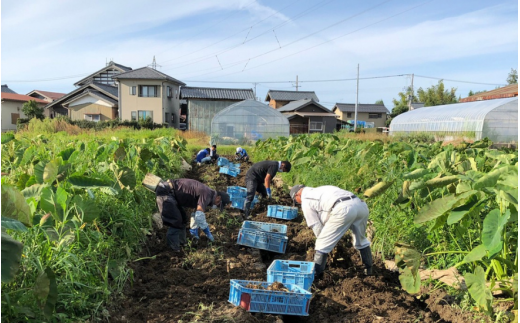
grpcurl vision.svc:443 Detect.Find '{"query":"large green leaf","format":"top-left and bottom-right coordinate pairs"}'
top-left (474, 166), bottom-right (511, 189)
top-left (399, 267), bottom-right (421, 294)
top-left (482, 209), bottom-right (510, 256)
top-left (40, 187), bottom-right (66, 222)
top-left (20, 146), bottom-right (37, 166)
top-left (67, 176), bottom-right (113, 188)
top-left (1, 232), bottom-right (23, 282)
top-left (21, 184), bottom-right (47, 200)
top-left (1, 133), bottom-right (15, 144)
top-left (33, 161), bottom-right (46, 184)
top-left (43, 159), bottom-right (60, 183)
top-left (292, 156), bottom-right (312, 167)
top-left (72, 195), bottom-right (100, 223)
top-left (394, 243), bottom-right (421, 277)
top-left (402, 168), bottom-right (430, 180)
top-left (424, 175), bottom-right (459, 189)
top-left (464, 266), bottom-right (492, 314)
top-left (462, 244), bottom-right (487, 264)
top-left (447, 195), bottom-right (484, 225)
top-left (1, 217), bottom-right (28, 232)
top-left (114, 146), bottom-right (126, 161)
top-left (414, 190), bottom-right (476, 224)
top-left (1, 184), bottom-right (32, 226)
top-left (118, 167), bottom-right (136, 189)
top-left (34, 267), bottom-right (58, 318)
top-left (58, 147), bottom-right (75, 161)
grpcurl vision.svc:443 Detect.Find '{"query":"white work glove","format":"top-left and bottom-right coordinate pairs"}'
top-left (194, 211), bottom-right (208, 230)
top-left (311, 222), bottom-right (324, 238)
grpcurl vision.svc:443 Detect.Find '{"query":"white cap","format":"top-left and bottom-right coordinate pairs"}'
top-left (236, 147), bottom-right (242, 153)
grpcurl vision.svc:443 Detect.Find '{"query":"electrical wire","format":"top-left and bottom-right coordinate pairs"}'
top-left (414, 74), bottom-right (507, 86)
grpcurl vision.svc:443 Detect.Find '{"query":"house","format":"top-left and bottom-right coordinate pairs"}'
top-left (1, 93), bottom-right (47, 132)
top-left (44, 61), bottom-right (131, 119)
top-left (459, 84), bottom-right (518, 103)
top-left (113, 67), bottom-right (186, 128)
top-left (332, 103), bottom-right (389, 128)
top-left (26, 90), bottom-right (66, 103)
top-left (2, 84), bottom-right (17, 94)
top-left (276, 98), bottom-right (338, 134)
top-left (265, 90), bottom-right (319, 109)
top-left (180, 86), bottom-right (255, 133)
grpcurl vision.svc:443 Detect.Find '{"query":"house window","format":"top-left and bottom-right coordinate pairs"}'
top-left (167, 86), bottom-right (173, 98)
top-left (139, 85), bottom-right (159, 97)
top-left (175, 89), bottom-right (178, 99)
top-left (131, 111), bottom-right (137, 121)
top-left (310, 122), bottom-right (323, 131)
top-left (138, 110), bottom-right (153, 121)
top-left (11, 113), bottom-right (20, 125)
top-left (165, 112), bottom-right (170, 123)
top-left (346, 112), bottom-right (352, 118)
top-left (129, 86), bottom-right (136, 95)
top-left (369, 113), bottom-right (382, 119)
top-left (84, 114), bottom-right (100, 122)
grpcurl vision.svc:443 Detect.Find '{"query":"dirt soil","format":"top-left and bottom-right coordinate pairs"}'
top-left (110, 156), bottom-right (484, 323)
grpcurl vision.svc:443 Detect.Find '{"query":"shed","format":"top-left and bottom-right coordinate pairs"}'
top-left (389, 97), bottom-right (518, 143)
top-left (211, 100), bottom-right (289, 144)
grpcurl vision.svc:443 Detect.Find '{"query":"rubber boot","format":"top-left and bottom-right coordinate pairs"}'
top-left (314, 251), bottom-right (328, 278)
top-left (359, 246), bottom-right (373, 276)
top-left (243, 201), bottom-right (252, 220)
top-left (202, 227), bottom-right (214, 242)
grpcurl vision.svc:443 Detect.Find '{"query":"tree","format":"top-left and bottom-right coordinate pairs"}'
top-left (386, 86), bottom-right (417, 126)
top-left (416, 80), bottom-right (458, 107)
top-left (21, 100), bottom-right (45, 120)
top-left (375, 99), bottom-right (384, 105)
top-left (506, 68), bottom-right (517, 84)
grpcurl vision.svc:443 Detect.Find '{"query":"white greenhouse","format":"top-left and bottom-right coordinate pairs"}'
top-left (389, 97), bottom-right (518, 143)
top-left (211, 100), bottom-right (290, 144)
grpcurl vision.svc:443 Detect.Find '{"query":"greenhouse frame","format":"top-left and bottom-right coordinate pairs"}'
top-left (389, 97), bottom-right (518, 143)
top-left (210, 100), bottom-right (290, 144)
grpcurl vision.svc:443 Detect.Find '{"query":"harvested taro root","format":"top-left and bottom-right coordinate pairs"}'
top-left (267, 282), bottom-right (289, 292)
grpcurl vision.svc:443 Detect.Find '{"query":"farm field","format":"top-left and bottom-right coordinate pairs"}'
top-left (1, 129), bottom-right (517, 322)
top-left (109, 158), bottom-right (481, 323)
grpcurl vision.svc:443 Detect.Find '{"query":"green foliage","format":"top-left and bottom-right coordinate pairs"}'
top-left (21, 100), bottom-right (45, 120)
top-left (507, 68), bottom-right (518, 85)
top-left (1, 131), bottom-right (188, 321)
top-left (252, 133), bottom-right (517, 318)
top-left (416, 80), bottom-right (458, 107)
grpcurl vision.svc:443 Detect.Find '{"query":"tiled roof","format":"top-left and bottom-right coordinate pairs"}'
top-left (74, 61), bottom-right (132, 87)
top-left (113, 67), bottom-right (186, 85)
top-left (265, 90), bottom-right (319, 102)
top-left (2, 85), bottom-right (17, 94)
top-left (459, 84), bottom-right (518, 102)
top-left (277, 98), bottom-right (333, 113)
top-left (333, 103), bottom-right (389, 114)
top-left (44, 82), bottom-right (118, 109)
top-left (180, 87), bottom-right (254, 100)
top-left (1, 93), bottom-right (48, 104)
top-left (63, 89), bottom-right (117, 107)
top-left (28, 90), bottom-right (66, 101)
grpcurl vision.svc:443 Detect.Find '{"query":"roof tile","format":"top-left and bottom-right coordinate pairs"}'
top-left (333, 103), bottom-right (389, 114)
top-left (265, 90), bottom-right (319, 102)
top-left (180, 87), bottom-right (254, 100)
top-left (1, 93), bottom-right (48, 104)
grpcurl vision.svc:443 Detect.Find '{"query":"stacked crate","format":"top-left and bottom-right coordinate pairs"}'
top-left (227, 186), bottom-right (258, 210)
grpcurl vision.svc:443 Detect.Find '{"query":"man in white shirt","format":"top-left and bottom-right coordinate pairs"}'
top-left (290, 184), bottom-right (373, 277)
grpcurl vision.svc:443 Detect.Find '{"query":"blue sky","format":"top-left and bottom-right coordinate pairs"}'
top-left (2, 0), bottom-right (518, 110)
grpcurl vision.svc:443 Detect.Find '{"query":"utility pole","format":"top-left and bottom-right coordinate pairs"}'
top-left (252, 82), bottom-right (258, 101)
top-left (354, 64), bottom-right (359, 132)
top-left (408, 73), bottom-right (414, 110)
top-left (293, 75), bottom-right (300, 91)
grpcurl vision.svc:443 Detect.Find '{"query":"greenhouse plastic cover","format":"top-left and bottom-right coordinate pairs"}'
top-left (389, 97), bottom-right (518, 143)
top-left (211, 100), bottom-right (289, 144)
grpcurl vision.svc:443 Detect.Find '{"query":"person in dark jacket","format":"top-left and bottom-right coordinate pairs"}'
top-left (155, 178), bottom-right (231, 251)
top-left (242, 160), bottom-right (291, 219)
top-left (210, 144), bottom-right (219, 161)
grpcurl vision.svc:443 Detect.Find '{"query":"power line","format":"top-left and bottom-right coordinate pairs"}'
top-left (414, 74), bottom-right (507, 86)
top-left (184, 74), bottom-right (408, 84)
top-left (4, 73), bottom-right (90, 83)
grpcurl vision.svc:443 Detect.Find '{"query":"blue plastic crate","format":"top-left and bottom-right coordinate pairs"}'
top-left (231, 195), bottom-right (258, 210)
top-left (267, 205), bottom-right (299, 220)
top-left (267, 260), bottom-right (315, 291)
top-left (237, 228), bottom-right (288, 253)
top-left (242, 221), bottom-right (287, 236)
top-left (219, 166), bottom-right (238, 177)
top-left (217, 157), bottom-right (229, 166)
top-left (229, 280), bottom-right (311, 316)
top-left (228, 164), bottom-right (241, 173)
top-left (227, 186), bottom-right (247, 198)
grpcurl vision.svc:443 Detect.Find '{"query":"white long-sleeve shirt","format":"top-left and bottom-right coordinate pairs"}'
top-left (300, 186), bottom-right (356, 228)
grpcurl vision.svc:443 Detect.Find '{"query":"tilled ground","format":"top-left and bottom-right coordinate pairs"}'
top-left (110, 157), bottom-right (482, 323)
